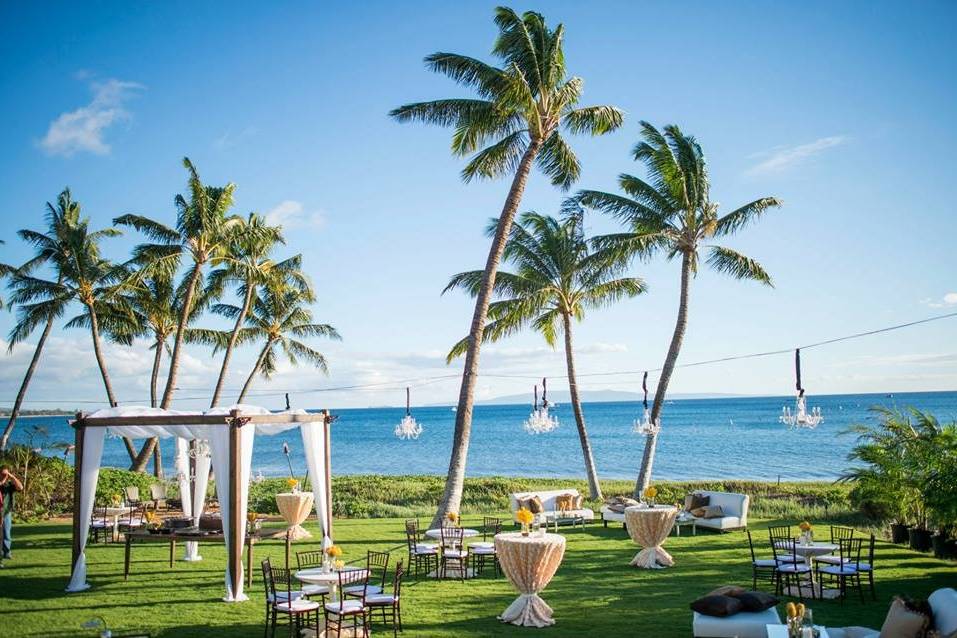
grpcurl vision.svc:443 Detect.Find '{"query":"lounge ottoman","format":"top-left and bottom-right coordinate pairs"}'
top-left (692, 607), bottom-right (781, 638)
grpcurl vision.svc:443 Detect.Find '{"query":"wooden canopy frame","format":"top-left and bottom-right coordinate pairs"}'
top-left (70, 408), bottom-right (333, 598)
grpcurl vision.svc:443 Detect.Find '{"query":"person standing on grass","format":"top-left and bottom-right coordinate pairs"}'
top-left (0, 466), bottom-right (24, 559)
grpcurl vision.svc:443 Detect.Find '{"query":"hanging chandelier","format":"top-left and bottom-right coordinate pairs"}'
top-left (780, 349), bottom-right (823, 429)
top-left (187, 440), bottom-right (212, 459)
top-left (394, 387), bottom-right (423, 440)
top-left (523, 378), bottom-right (558, 434)
top-left (633, 371), bottom-right (661, 435)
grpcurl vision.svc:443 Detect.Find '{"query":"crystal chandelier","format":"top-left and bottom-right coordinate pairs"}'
top-left (395, 387), bottom-right (423, 440)
top-left (187, 439), bottom-right (211, 459)
top-left (523, 378), bottom-right (558, 434)
top-left (780, 349), bottom-right (823, 429)
top-left (633, 371), bottom-right (661, 435)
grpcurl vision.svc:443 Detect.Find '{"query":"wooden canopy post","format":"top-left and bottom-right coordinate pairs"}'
top-left (227, 409), bottom-right (244, 599)
top-left (323, 410), bottom-right (333, 542)
top-left (70, 412), bottom-right (86, 576)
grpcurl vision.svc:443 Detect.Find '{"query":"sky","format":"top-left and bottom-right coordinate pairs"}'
top-left (0, 1), bottom-right (955, 411)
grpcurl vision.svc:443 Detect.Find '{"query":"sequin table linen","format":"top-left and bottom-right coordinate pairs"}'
top-left (494, 531), bottom-right (566, 627)
top-left (624, 505), bottom-right (678, 568)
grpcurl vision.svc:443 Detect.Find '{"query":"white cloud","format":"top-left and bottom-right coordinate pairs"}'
top-left (213, 126), bottom-right (258, 150)
top-left (746, 136), bottom-right (847, 176)
top-left (264, 200), bottom-right (326, 230)
top-left (39, 77), bottom-right (143, 157)
top-left (921, 292), bottom-right (957, 308)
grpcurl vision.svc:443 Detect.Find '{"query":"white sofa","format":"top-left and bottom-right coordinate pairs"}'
top-left (693, 607), bottom-right (781, 638)
top-left (600, 505), bottom-right (628, 527)
top-left (826, 588), bottom-right (957, 638)
top-left (509, 489), bottom-right (595, 526)
top-left (687, 490), bottom-right (750, 531)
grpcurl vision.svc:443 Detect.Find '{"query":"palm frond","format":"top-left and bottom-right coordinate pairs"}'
top-left (706, 246), bottom-right (773, 286)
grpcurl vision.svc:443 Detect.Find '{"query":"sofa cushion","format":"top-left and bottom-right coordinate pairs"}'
top-left (554, 494), bottom-right (574, 512)
top-left (690, 595), bottom-right (742, 618)
top-left (687, 493), bottom-right (711, 510)
top-left (707, 585), bottom-right (746, 598)
top-left (690, 507), bottom-right (708, 517)
top-left (929, 588), bottom-right (957, 637)
top-left (692, 608), bottom-right (780, 638)
top-left (573, 494), bottom-right (583, 509)
top-left (696, 516), bottom-right (743, 530)
top-left (521, 496), bottom-right (544, 514)
top-left (879, 598), bottom-right (929, 637)
top-left (735, 591), bottom-right (778, 612)
top-left (702, 505), bottom-right (725, 519)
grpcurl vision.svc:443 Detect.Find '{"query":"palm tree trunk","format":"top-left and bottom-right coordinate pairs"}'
top-left (160, 262), bottom-right (203, 410)
top-left (152, 440), bottom-right (164, 478)
top-left (209, 283), bottom-right (254, 408)
top-left (634, 251), bottom-right (693, 496)
top-left (133, 335), bottom-right (166, 476)
top-left (0, 313), bottom-right (55, 451)
top-left (238, 341), bottom-right (271, 404)
top-left (87, 304), bottom-right (138, 463)
top-left (562, 312), bottom-right (602, 500)
top-left (430, 138), bottom-right (543, 528)
top-left (150, 336), bottom-right (163, 408)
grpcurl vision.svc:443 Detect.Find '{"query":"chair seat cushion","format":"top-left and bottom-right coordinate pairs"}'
top-left (819, 564), bottom-right (857, 576)
top-left (854, 562), bottom-right (872, 572)
top-left (366, 593), bottom-right (398, 605)
top-left (414, 544), bottom-right (438, 555)
top-left (343, 584), bottom-right (383, 595)
top-left (276, 599), bottom-right (320, 613)
top-left (444, 549), bottom-right (468, 558)
top-left (814, 555), bottom-right (849, 565)
top-left (776, 563), bottom-right (810, 573)
top-left (268, 590), bottom-right (305, 603)
top-left (470, 541), bottom-right (495, 549)
top-left (325, 600), bottom-right (365, 614)
top-left (752, 559), bottom-right (778, 568)
top-left (471, 546), bottom-right (496, 555)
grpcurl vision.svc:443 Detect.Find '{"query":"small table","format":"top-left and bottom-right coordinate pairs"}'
top-left (124, 530), bottom-right (260, 586)
top-left (104, 506), bottom-right (135, 542)
top-left (624, 505), bottom-right (678, 568)
top-left (295, 566), bottom-right (370, 602)
top-left (767, 624), bottom-right (830, 638)
top-left (673, 514), bottom-right (696, 536)
top-left (424, 527), bottom-right (479, 540)
top-left (544, 513), bottom-right (585, 533)
top-left (495, 532), bottom-right (566, 627)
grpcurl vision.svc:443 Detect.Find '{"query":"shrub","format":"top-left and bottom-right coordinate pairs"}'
top-left (0, 446), bottom-right (74, 521)
top-left (95, 468), bottom-right (164, 505)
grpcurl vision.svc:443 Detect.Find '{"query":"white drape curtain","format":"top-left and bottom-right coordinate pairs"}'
top-left (300, 423), bottom-right (331, 548)
top-left (183, 444), bottom-right (210, 561)
top-left (66, 427), bottom-right (106, 592)
top-left (208, 424), bottom-right (255, 601)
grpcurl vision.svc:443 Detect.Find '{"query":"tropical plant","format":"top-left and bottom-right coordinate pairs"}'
top-left (841, 407), bottom-right (957, 532)
top-left (390, 6), bottom-right (623, 526)
top-left (445, 211), bottom-right (645, 499)
top-left (224, 285), bottom-right (339, 403)
top-left (202, 212), bottom-right (307, 408)
top-left (577, 122), bottom-right (780, 495)
top-left (1, 190), bottom-right (136, 459)
top-left (114, 157), bottom-right (240, 409)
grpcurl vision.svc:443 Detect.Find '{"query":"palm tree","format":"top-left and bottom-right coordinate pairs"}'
top-left (114, 157), bottom-right (239, 409)
top-left (390, 6), bottom-right (623, 526)
top-left (577, 122), bottom-right (781, 495)
top-left (203, 213), bottom-right (307, 408)
top-left (227, 285), bottom-right (340, 403)
top-left (445, 211), bottom-right (645, 499)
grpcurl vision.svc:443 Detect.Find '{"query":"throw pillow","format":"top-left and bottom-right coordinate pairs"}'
top-left (707, 585), bottom-right (746, 598)
top-left (703, 505), bottom-right (725, 519)
top-left (555, 494), bottom-right (574, 512)
top-left (572, 494), bottom-right (583, 509)
top-left (526, 496), bottom-right (544, 514)
top-left (690, 507), bottom-right (708, 517)
top-left (736, 591), bottom-right (779, 612)
top-left (880, 597), bottom-right (930, 638)
top-left (689, 493), bottom-right (710, 510)
top-left (689, 595), bottom-right (743, 618)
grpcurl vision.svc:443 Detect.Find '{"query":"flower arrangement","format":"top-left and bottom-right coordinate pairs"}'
top-left (334, 559), bottom-right (345, 570)
top-left (325, 545), bottom-right (343, 558)
top-left (643, 486), bottom-right (658, 506)
top-left (785, 602), bottom-right (809, 637)
top-left (516, 507), bottom-right (534, 535)
top-left (446, 511), bottom-right (459, 527)
top-left (111, 493), bottom-right (122, 507)
top-left (247, 511), bottom-right (258, 523)
top-left (798, 521), bottom-right (814, 545)
top-left (798, 521), bottom-right (812, 532)
top-left (281, 442), bottom-right (302, 492)
top-left (285, 477), bottom-right (299, 491)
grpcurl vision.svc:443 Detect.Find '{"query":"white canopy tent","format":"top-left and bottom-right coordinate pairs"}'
top-left (67, 405), bottom-right (333, 602)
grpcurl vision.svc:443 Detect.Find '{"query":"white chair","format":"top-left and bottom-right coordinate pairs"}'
top-left (325, 569), bottom-right (370, 638)
top-left (365, 560), bottom-right (404, 638)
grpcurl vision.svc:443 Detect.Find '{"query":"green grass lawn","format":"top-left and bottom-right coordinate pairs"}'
top-left (1, 515), bottom-right (953, 637)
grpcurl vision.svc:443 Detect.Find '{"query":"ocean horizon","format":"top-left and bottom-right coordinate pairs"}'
top-left (5, 390), bottom-right (956, 482)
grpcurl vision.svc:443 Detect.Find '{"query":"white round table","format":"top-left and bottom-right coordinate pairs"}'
top-left (103, 506), bottom-right (134, 542)
top-left (295, 566), bottom-right (369, 601)
top-left (424, 527), bottom-right (479, 540)
top-left (773, 541), bottom-right (840, 599)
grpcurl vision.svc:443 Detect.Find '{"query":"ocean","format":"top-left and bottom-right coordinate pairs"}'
top-left (5, 391), bottom-right (956, 482)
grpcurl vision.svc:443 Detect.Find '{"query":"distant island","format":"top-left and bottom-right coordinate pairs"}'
top-left (426, 389), bottom-right (749, 407)
top-left (0, 408), bottom-right (75, 417)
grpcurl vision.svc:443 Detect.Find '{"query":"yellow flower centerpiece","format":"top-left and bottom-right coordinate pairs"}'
top-left (798, 521), bottom-right (813, 544)
top-left (516, 507), bottom-right (534, 536)
top-left (111, 493), bottom-right (122, 507)
top-left (323, 544), bottom-right (342, 571)
top-left (785, 602), bottom-right (807, 637)
top-left (446, 511), bottom-right (459, 527)
top-left (643, 486), bottom-right (658, 507)
top-left (285, 477), bottom-right (299, 493)
top-left (325, 544), bottom-right (343, 558)
top-left (334, 559), bottom-right (345, 570)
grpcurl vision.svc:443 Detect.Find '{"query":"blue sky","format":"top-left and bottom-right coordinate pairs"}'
top-left (1, 1), bottom-right (955, 410)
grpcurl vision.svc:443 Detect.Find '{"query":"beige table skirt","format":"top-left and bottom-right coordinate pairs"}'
top-left (494, 532), bottom-right (567, 627)
top-left (624, 506), bottom-right (678, 568)
top-left (276, 492), bottom-right (314, 541)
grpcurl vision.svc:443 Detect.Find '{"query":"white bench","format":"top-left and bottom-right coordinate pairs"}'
top-left (509, 489), bottom-right (595, 526)
top-left (692, 607), bottom-right (781, 638)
